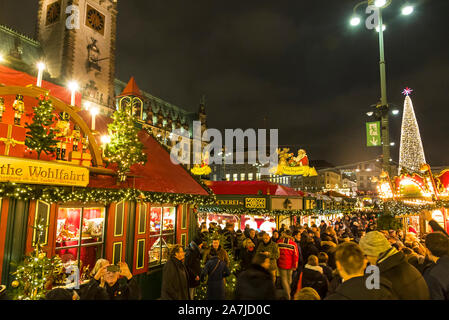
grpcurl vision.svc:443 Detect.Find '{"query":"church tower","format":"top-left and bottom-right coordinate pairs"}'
top-left (36, 0), bottom-right (117, 111)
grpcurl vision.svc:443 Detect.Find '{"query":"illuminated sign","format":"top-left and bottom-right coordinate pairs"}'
top-left (0, 156), bottom-right (89, 187)
top-left (245, 198), bottom-right (266, 209)
top-left (216, 199), bottom-right (243, 206)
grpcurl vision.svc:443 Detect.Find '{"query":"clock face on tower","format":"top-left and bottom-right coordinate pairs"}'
top-left (86, 5), bottom-right (105, 35)
top-left (45, 1), bottom-right (61, 26)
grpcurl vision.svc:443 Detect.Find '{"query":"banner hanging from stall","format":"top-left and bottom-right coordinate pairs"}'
top-left (0, 155), bottom-right (89, 187)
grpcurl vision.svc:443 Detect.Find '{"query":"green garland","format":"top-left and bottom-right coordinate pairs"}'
top-left (0, 182), bottom-right (216, 206)
top-left (381, 199), bottom-right (449, 217)
top-left (197, 205), bottom-right (356, 217)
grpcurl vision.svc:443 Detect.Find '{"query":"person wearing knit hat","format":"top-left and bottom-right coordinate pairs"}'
top-left (359, 231), bottom-right (430, 300)
top-left (359, 231), bottom-right (392, 265)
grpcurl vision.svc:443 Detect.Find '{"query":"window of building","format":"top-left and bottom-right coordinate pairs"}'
top-left (233, 173), bottom-right (238, 181)
top-left (248, 173), bottom-right (254, 180)
top-left (149, 207), bottom-right (176, 266)
top-left (55, 206), bottom-right (106, 272)
top-left (240, 173), bottom-right (246, 181)
top-left (213, 174), bottom-right (217, 181)
top-left (256, 173), bottom-right (261, 180)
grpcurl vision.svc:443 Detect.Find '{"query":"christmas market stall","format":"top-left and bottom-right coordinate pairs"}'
top-left (197, 180), bottom-right (305, 235)
top-left (0, 68), bottom-right (214, 299)
top-left (377, 165), bottom-right (449, 237)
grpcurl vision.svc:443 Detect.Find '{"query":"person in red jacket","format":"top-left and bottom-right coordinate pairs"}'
top-left (277, 230), bottom-right (299, 300)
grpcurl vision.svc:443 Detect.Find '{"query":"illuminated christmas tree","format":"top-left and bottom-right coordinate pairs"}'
top-left (398, 88), bottom-right (426, 174)
top-left (25, 94), bottom-right (59, 159)
top-left (104, 103), bottom-right (147, 182)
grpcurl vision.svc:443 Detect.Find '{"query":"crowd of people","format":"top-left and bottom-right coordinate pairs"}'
top-left (0, 259), bottom-right (141, 300)
top-left (161, 211), bottom-right (449, 300)
top-left (1, 211), bottom-right (447, 301)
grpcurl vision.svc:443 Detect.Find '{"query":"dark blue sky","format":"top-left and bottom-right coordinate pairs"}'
top-left (1, 0), bottom-right (448, 166)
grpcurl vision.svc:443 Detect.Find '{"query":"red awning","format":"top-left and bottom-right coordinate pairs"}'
top-left (205, 180), bottom-right (303, 196)
top-left (0, 65), bottom-right (82, 106)
top-left (88, 130), bottom-right (209, 195)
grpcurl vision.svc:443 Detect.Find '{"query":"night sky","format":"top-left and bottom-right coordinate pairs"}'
top-left (1, 0), bottom-right (448, 166)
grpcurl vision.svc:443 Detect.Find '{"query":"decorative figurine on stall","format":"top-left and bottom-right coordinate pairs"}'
top-left (82, 135), bottom-right (89, 151)
top-left (56, 112), bottom-right (70, 160)
top-left (13, 94), bottom-right (25, 125)
top-left (72, 124), bottom-right (81, 151)
top-left (0, 97), bottom-right (5, 122)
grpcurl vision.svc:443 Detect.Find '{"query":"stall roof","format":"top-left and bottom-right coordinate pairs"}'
top-left (87, 129), bottom-right (210, 195)
top-left (205, 181), bottom-right (304, 196)
top-left (0, 67), bottom-right (210, 196)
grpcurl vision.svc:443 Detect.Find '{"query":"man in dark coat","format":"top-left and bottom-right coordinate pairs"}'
top-left (423, 232), bottom-right (449, 300)
top-left (240, 239), bottom-right (256, 271)
top-left (161, 245), bottom-right (190, 300)
top-left (184, 237), bottom-right (204, 299)
top-left (84, 261), bottom-right (141, 300)
top-left (247, 229), bottom-right (259, 248)
top-left (359, 231), bottom-right (429, 300)
top-left (222, 222), bottom-right (236, 254)
top-left (319, 220), bottom-right (327, 236)
top-left (235, 253), bottom-right (276, 300)
top-left (326, 242), bottom-right (396, 300)
top-left (302, 235), bottom-right (319, 263)
top-left (290, 230), bottom-right (305, 297)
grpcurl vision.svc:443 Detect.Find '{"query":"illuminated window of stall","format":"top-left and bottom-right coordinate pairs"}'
top-left (55, 207), bottom-right (105, 275)
top-left (149, 207), bottom-right (176, 267)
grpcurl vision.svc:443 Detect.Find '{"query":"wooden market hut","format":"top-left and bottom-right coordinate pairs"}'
top-left (0, 66), bottom-right (214, 299)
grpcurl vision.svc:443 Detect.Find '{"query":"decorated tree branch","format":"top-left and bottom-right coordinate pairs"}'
top-left (10, 221), bottom-right (66, 300)
top-left (104, 104), bottom-right (147, 182)
top-left (24, 94), bottom-right (59, 159)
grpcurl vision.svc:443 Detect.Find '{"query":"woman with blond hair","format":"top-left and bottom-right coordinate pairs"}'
top-left (294, 287), bottom-right (321, 300)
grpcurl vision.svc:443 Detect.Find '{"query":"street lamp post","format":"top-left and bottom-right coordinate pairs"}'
top-left (377, 7), bottom-right (391, 175)
top-left (350, 0), bottom-right (414, 176)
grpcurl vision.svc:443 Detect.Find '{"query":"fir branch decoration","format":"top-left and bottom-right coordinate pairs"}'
top-left (24, 94), bottom-right (59, 159)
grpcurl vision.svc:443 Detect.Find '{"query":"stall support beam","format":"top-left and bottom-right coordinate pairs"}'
top-left (1, 199), bottom-right (29, 287)
top-left (125, 201), bottom-right (136, 267)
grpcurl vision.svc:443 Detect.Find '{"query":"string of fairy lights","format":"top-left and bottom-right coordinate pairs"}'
top-left (0, 182), bottom-right (216, 206)
top-left (197, 206), bottom-right (357, 217)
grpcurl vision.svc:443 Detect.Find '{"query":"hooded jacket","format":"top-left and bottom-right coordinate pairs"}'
top-left (325, 275), bottom-right (396, 300)
top-left (378, 249), bottom-right (430, 300)
top-left (235, 264), bottom-right (276, 300)
top-left (277, 237), bottom-right (299, 270)
top-left (184, 241), bottom-right (202, 288)
top-left (161, 257), bottom-right (190, 300)
top-left (424, 255), bottom-right (449, 300)
top-left (301, 264), bottom-right (328, 299)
